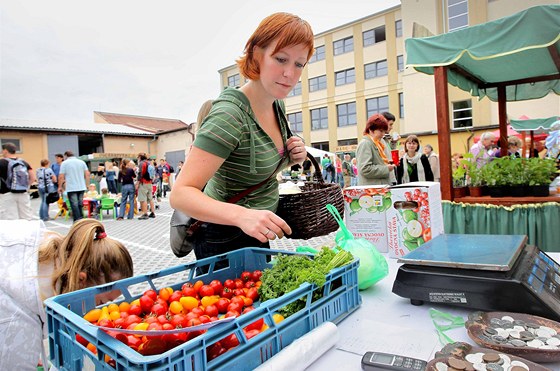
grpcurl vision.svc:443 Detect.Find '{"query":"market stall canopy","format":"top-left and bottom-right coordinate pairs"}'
top-left (510, 116), bottom-right (560, 133)
top-left (405, 4), bottom-right (560, 102)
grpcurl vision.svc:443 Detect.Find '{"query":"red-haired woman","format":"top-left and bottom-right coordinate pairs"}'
top-left (171, 13), bottom-right (313, 260)
top-left (356, 114), bottom-right (396, 185)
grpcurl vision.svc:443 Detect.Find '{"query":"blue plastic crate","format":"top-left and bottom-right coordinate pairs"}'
top-left (44, 247), bottom-right (361, 370)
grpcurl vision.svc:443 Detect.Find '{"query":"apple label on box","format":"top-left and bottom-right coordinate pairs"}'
top-left (343, 186), bottom-right (390, 253)
top-left (387, 182), bottom-right (444, 258)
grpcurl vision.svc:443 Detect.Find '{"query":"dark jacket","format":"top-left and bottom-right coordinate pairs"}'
top-left (396, 154), bottom-right (434, 184)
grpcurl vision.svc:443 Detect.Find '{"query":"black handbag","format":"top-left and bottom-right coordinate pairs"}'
top-left (169, 171), bottom-right (283, 258)
top-left (43, 169), bottom-right (59, 204)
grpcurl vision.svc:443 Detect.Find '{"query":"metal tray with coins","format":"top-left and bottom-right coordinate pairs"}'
top-left (465, 311), bottom-right (560, 363)
top-left (427, 341), bottom-right (548, 371)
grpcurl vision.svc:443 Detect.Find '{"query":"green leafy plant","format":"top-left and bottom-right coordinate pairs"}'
top-left (452, 164), bottom-right (467, 188)
top-left (525, 157), bottom-right (557, 186)
top-left (460, 153), bottom-right (484, 187)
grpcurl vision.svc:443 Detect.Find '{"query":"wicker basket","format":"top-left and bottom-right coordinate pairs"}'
top-left (276, 153), bottom-right (344, 239)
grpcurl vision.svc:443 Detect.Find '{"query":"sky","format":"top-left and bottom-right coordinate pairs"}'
top-left (0, 0), bottom-right (400, 125)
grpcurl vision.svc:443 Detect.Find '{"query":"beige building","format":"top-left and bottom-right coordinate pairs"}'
top-left (218, 0), bottom-right (559, 157)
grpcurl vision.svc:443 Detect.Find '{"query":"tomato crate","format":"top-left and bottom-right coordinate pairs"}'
top-left (44, 247), bottom-right (361, 370)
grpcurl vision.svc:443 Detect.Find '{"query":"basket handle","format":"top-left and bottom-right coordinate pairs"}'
top-left (305, 151), bottom-right (325, 183)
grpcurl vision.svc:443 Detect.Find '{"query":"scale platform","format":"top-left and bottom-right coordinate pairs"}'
top-left (392, 234), bottom-right (560, 321)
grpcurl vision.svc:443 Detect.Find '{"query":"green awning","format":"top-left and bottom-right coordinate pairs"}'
top-left (406, 5), bottom-right (560, 102)
top-left (510, 117), bottom-right (560, 132)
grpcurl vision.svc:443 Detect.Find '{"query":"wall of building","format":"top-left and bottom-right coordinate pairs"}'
top-left (0, 131), bottom-right (48, 169)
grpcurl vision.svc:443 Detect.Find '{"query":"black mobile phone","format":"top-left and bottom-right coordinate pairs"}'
top-left (361, 351), bottom-right (427, 371)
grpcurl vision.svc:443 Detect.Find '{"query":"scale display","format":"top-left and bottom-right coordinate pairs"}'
top-left (392, 234), bottom-right (560, 321)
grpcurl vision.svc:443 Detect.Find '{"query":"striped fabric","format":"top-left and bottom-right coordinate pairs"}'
top-left (193, 88), bottom-right (289, 211)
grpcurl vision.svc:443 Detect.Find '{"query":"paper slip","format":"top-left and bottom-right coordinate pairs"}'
top-left (337, 318), bottom-right (438, 361)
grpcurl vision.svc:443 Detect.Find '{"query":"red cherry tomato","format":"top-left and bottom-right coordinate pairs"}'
top-left (199, 285), bottom-right (215, 297)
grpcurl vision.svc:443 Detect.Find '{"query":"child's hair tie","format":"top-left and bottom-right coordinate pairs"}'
top-left (96, 231), bottom-right (107, 240)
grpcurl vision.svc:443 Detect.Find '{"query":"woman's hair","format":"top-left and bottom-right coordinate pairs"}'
top-left (40, 159), bottom-right (49, 167)
top-left (363, 113), bottom-right (389, 135)
top-left (105, 161), bottom-right (113, 170)
top-left (38, 219), bottom-right (133, 294)
top-left (197, 100), bottom-right (214, 129)
top-left (507, 136), bottom-right (522, 148)
top-left (121, 159), bottom-right (130, 173)
top-left (405, 135), bottom-right (421, 152)
top-left (237, 12), bottom-right (314, 80)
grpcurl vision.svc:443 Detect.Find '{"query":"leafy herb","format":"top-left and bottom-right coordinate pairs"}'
top-left (258, 247), bottom-right (353, 317)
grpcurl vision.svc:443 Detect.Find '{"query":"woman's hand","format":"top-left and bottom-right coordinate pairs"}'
top-left (388, 164), bottom-right (396, 171)
top-left (286, 136), bottom-right (307, 164)
top-left (237, 208), bottom-right (292, 243)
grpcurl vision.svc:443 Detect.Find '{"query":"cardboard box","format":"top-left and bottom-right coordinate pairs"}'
top-left (343, 185), bottom-right (391, 253)
top-left (386, 182), bottom-right (444, 258)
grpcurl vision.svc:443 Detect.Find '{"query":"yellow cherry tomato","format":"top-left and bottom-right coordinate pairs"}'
top-left (272, 313), bottom-right (285, 324)
top-left (169, 300), bottom-right (184, 314)
top-left (180, 296), bottom-right (199, 311)
top-left (118, 301), bottom-right (131, 313)
top-left (200, 295), bottom-right (220, 308)
top-left (107, 303), bottom-right (119, 313)
top-left (83, 308), bottom-right (102, 323)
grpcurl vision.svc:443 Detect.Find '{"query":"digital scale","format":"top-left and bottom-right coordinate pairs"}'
top-left (392, 234), bottom-right (560, 321)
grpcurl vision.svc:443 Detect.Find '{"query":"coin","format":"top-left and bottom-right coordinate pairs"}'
top-left (482, 353), bottom-right (501, 363)
top-left (448, 357), bottom-right (468, 370)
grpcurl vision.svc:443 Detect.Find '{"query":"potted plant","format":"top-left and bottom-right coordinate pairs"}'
top-left (460, 153), bottom-right (484, 197)
top-left (505, 157), bottom-right (527, 197)
top-left (452, 163), bottom-right (468, 198)
top-left (480, 157), bottom-right (509, 197)
top-left (525, 157), bottom-right (557, 197)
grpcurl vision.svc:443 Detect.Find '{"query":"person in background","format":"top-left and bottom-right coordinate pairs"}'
top-left (117, 159), bottom-right (136, 220)
top-left (335, 156), bottom-right (344, 187)
top-left (356, 114), bottom-right (396, 185)
top-left (176, 161), bottom-right (184, 175)
top-left (86, 183), bottom-right (99, 199)
top-left (51, 153), bottom-right (64, 189)
top-left (0, 218), bottom-right (133, 369)
top-left (494, 136), bottom-right (522, 158)
top-left (0, 142), bottom-right (36, 220)
top-left (470, 132), bottom-right (496, 168)
top-left (396, 135), bottom-right (434, 184)
top-left (136, 153), bottom-right (156, 220)
top-left (342, 153), bottom-right (353, 188)
top-left (382, 111), bottom-right (399, 184)
top-left (351, 157), bottom-right (358, 186)
top-left (36, 159), bottom-right (57, 222)
top-left (58, 150), bottom-right (89, 222)
top-left (321, 154), bottom-right (332, 182)
top-left (105, 161), bottom-right (118, 194)
top-left (423, 144), bottom-right (440, 182)
top-left (170, 12), bottom-right (311, 261)
top-left (94, 188), bottom-right (111, 215)
top-left (534, 141), bottom-right (548, 159)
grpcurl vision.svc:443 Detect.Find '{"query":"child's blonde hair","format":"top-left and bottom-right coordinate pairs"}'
top-left (38, 219), bottom-right (133, 294)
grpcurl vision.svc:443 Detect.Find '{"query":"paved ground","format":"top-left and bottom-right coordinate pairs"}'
top-left (34, 196), bottom-right (337, 295)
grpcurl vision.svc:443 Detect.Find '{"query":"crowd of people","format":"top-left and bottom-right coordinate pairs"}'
top-left (0, 142), bottom-right (176, 222)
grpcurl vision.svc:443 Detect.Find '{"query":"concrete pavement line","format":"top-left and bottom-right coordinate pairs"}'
top-left (49, 221), bottom-right (71, 230)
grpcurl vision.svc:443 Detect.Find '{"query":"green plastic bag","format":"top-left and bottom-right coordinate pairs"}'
top-left (327, 204), bottom-right (389, 290)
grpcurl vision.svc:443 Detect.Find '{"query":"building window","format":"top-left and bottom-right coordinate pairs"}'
top-left (448, 0), bottom-right (468, 31)
top-left (338, 139), bottom-right (358, 147)
top-left (333, 36), bottom-right (354, 55)
top-left (287, 112), bottom-right (303, 133)
top-left (363, 26), bottom-right (386, 47)
top-left (335, 68), bottom-right (355, 86)
top-left (309, 45), bottom-right (325, 63)
top-left (287, 81), bottom-right (302, 97)
top-left (227, 74), bottom-right (240, 87)
top-left (310, 107), bottom-right (329, 130)
top-left (452, 100), bottom-right (472, 128)
top-left (366, 96), bottom-right (389, 118)
top-left (397, 55), bottom-right (404, 72)
top-left (364, 60), bottom-right (388, 79)
top-left (309, 75), bottom-right (327, 92)
top-left (0, 138), bottom-right (21, 152)
top-left (337, 102), bottom-right (356, 127)
top-left (313, 142), bottom-right (330, 152)
top-left (399, 93), bottom-right (404, 118)
top-left (395, 20), bottom-right (403, 37)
